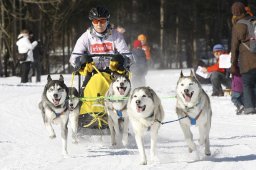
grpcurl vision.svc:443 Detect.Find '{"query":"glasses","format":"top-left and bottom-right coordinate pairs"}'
top-left (92, 19), bottom-right (107, 24)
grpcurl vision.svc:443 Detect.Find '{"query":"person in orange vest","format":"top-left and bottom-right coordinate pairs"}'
top-left (137, 34), bottom-right (151, 61)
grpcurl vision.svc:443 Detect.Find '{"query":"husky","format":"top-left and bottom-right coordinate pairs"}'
top-left (67, 87), bottom-right (81, 144)
top-left (105, 74), bottom-right (131, 147)
top-left (127, 87), bottom-right (164, 165)
top-left (38, 75), bottom-right (69, 156)
top-left (176, 70), bottom-right (212, 157)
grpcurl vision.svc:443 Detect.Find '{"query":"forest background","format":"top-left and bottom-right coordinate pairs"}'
top-left (0, 0), bottom-right (255, 76)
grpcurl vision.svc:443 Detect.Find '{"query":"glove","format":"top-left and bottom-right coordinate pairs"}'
top-left (110, 54), bottom-right (125, 73)
top-left (80, 55), bottom-right (93, 65)
top-left (79, 62), bottom-right (94, 76)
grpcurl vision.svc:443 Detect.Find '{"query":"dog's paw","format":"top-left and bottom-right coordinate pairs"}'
top-left (62, 151), bottom-right (69, 158)
top-left (72, 140), bottom-right (79, 144)
top-left (139, 160), bottom-right (147, 165)
top-left (151, 156), bottom-right (160, 163)
top-left (188, 148), bottom-right (193, 153)
top-left (72, 137), bottom-right (79, 144)
top-left (111, 142), bottom-right (117, 146)
top-left (190, 150), bottom-right (200, 161)
top-left (205, 150), bottom-right (211, 156)
top-left (122, 140), bottom-right (128, 147)
top-left (49, 134), bottom-right (56, 139)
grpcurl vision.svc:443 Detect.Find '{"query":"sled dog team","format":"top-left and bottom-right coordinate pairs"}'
top-left (39, 70), bottom-right (212, 164)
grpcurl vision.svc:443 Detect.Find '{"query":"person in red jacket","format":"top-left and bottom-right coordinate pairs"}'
top-left (202, 44), bottom-right (231, 96)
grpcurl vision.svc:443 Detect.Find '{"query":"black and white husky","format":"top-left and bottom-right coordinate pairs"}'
top-left (105, 74), bottom-right (131, 147)
top-left (176, 70), bottom-right (212, 157)
top-left (38, 75), bottom-right (69, 156)
top-left (67, 87), bottom-right (81, 144)
top-left (127, 87), bottom-right (164, 165)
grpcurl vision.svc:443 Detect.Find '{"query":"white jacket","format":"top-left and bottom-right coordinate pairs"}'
top-left (16, 33), bottom-right (38, 62)
top-left (69, 28), bottom-right (131, 68)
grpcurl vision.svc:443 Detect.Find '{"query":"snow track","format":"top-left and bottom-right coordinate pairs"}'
top-left (0, 70), bottom-right (256, 170)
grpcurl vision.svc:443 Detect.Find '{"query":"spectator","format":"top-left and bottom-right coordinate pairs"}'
top-left (138, 34), bottom-right (151, 62)
top-left (16, 29), bottom-right (38, 83)
top-left (116, 26), bottom-right (126, 34)
top-left (230, 2), bottom-right (256, 115)
top-left (201, 44), bottom-right (231, 96)
top-left (130, 40), bottom-right (148, 88)
top-left (231, 66), bottom-right (244, 115)
top-left (28, 31), bottom-right (42, 82)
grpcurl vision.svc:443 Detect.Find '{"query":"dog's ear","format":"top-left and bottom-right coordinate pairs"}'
top-left (47, 75), bottom-right (52, 82)
top-left (180, 70), bottom-right (184, 78)
top-left (110, 73), bottom-right (117, 81)
top-left (59, 75), bottom-right (64, 82)
top-left (124, 71), bottom-right (130, 80)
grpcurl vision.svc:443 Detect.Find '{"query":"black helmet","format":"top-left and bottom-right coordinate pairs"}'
top-left (89, 7), bottom-right (110, 20)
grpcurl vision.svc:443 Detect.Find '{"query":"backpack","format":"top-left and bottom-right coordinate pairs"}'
top-left (237, 16), bottom-right (256, 53)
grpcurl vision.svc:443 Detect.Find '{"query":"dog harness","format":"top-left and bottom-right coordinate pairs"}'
top-left (115, 106), bottom-right (126, 121)
top-left (50, 101), bottom-right (69, 118)
top-left (116, 110), bottom-right (123, 117)
top-left (183, 109), bottom-right (203, 125)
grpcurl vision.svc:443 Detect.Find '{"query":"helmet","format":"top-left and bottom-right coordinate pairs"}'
top-left (89, 7), bottom-right (110, 20)
top-left (138, 34), bottom-right (147, 42)
top-left (212, 44), bottom-right (224, 52)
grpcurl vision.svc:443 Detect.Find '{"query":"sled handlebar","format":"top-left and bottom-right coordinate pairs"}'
top-left (72, 53), bottom-right (132, 58)
top-left (72, 52), bottom-right (132, 74)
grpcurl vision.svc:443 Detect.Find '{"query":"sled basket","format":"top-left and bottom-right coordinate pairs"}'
top-left (78, 72), bottom-right (111, 130)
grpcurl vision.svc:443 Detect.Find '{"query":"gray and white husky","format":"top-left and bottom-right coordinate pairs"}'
top-left (127, 87), bottom-right (164, 165)
top-left (38, 75), bottom-right (69, 156)
top-left (105, 74), bottom-right (131, 147)
top-left (67, 87), bottom-right (81, 144)
top-left (176, 70), bottom-right (212, 157)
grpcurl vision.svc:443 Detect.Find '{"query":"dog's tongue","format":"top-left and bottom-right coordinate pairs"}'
top-left (136, 107), bottom-right (143, 112)
top-left (119, 88), bottom-right (125, 95)
top-left (185, 95), bottom-right (191, 102)
top-left (136, 106), bottom-right (144, 112)
top-left (53, 99), bottom-right (60, 105)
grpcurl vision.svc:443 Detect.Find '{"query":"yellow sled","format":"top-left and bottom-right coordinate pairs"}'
top-left (79, 70), bottom-right (111, 129)
top-left (73, 53), bottom-right (131, 132)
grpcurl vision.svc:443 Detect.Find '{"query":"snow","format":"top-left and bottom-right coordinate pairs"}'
top-left (0, 69), bottom-right (256, 170)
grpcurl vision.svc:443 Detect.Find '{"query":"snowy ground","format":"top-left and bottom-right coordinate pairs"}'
top-left (0, 69), bottom-right (256, 170)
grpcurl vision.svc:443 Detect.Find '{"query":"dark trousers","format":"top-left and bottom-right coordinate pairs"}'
top-left (34, 61), bottom-right (41, 82)
top-left (20, 62), bottom-right (31, 83)
top-left (241, 69), bottom-right (256, 113)
top-left (231, 91), bottom-right (243, 108)
top-left (210, 71), bottom-right (231, 94)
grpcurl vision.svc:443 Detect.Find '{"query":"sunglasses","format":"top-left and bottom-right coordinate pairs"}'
top-left (92, 19), bottom-right (107, 24)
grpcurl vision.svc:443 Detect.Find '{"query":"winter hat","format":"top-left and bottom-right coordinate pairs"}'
top-left (133, 40), bottom-right (142, 48)
top-left (212, 44), bottom-right (224, 52)
top-left (231, 2), bottom-right (246, 16)
top-left (138, 34), bottom-right (147, 42)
